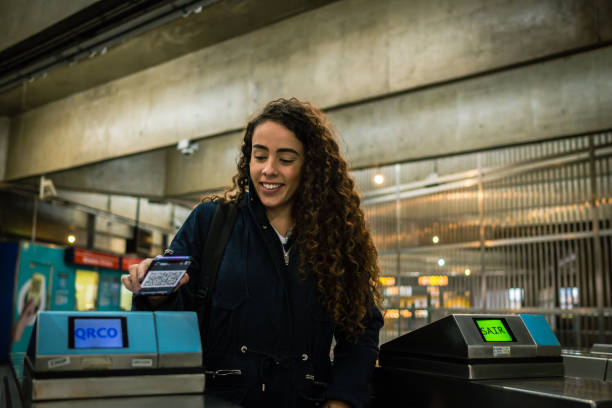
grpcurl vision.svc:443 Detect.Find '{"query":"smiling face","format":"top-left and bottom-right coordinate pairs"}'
top-left (249, 120), bottom-right (304, 218)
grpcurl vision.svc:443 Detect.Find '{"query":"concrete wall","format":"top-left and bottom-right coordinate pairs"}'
top-left (165, 131), bottom-right (243, 196)
top-left (5, 0), bottom-right (612, 195)
top-left (0, 0), bottom-right (97, 51)
top-left (331, 46), bottom-right (612, 168)
top-left (50, 150), bottom-right (168, 197)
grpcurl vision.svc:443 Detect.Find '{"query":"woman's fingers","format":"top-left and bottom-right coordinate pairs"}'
top-left (123, 258), bottom-right (155, 293)
top-left (121, 274), bottom-right (133, 291)
top-left (173, 273), bottom-right (190, 293)
top-left (121, 256), bottom-right (187, 301)
top-left (137, 258), bottom-right (154, 282)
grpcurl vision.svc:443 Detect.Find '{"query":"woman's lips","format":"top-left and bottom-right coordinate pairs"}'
top-left (260, 182), bottom-right (283, 192)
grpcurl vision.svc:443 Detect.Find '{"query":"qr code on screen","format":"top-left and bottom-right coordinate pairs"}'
top-left (142, 271), bottom-right (183, 287)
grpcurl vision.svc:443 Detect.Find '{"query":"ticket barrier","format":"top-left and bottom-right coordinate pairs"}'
top-left (22, 311), bottom-right (206, 407)
top-left (563, 344), bottom-right (612, 382)
top-left (373, 314), bottom-right (612, 407)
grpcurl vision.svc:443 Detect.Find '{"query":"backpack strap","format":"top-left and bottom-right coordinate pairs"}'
top-left (196, 200), bottom-right (238, 342)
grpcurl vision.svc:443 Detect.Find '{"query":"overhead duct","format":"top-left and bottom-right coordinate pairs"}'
top-left (0, 0), bottom-right (218, 94)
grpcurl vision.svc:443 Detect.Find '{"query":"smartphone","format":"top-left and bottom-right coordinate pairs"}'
top-left (138, 256), bottom-right (193, 296)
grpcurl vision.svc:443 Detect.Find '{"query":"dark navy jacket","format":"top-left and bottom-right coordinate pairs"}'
top-left (134, 192), bottom-right (383, 407)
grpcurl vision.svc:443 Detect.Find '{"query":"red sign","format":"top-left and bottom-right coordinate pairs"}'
top-left (71, 248), bottom-right (120, 269)
top-left (121, 256), bottom-right (144, 271)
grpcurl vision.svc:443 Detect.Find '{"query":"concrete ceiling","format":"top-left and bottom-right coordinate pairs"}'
top-left (0, 0), bottom-right (337, 115)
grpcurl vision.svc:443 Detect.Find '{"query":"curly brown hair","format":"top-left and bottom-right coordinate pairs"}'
top-left (208, 98), bottom-right (382, 340)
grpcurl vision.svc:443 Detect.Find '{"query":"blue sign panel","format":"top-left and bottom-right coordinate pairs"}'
top-left (69, 317), bottom-right (128, 349)
top-left (519, 314), bottom-right (560, 346)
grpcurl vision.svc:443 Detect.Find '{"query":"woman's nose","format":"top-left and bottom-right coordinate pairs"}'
top-left (262, 160), bottom-right (277, 176)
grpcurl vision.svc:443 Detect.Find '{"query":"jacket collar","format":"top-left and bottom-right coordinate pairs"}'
top-left (247, 178), bottom-right (270, 229)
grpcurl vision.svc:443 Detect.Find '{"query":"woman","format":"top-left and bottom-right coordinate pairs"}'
top-left (123, 98), bottom-right (383, 407)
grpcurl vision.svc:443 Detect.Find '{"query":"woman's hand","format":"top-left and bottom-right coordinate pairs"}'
top-left (323, 401), bottom-right (350, 408)
top-left (121, 257), bottom-right (190, 305)
top-left (121, 258), bottom-right (155, 293)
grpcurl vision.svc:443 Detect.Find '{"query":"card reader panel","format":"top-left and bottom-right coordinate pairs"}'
top-left (379, 314), bottom-right (563, 379)
top-left (31, 311), bottom-right (200, 372)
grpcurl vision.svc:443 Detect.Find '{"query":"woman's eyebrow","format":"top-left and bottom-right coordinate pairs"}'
top-left (252, 144), bottom-right (299, 155)
top-left (277, 148), bottom-right (299, 155)
top-left (252, 144), bottom-right (269, 151)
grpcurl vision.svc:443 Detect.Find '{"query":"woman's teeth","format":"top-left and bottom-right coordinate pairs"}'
top-left (263, 183), bottom-right (282, 189)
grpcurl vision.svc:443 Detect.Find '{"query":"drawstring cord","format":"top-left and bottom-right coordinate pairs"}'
top-left (240, 345), bottom-right (309, 392)
top-left (204, 369), bottom-right (242, 377)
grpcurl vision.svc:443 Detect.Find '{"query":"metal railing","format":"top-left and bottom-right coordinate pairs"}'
top-left (354, 131), bottom-right (612, 347)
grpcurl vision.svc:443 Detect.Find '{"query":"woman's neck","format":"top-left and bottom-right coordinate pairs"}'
top-left (266, 206), bottom-right (294, 237)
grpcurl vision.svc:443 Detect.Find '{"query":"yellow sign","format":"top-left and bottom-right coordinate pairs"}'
top-left (379, 276), bottom-right (397, 286)
top-left (75, 269), bottom-right (99, 311)
top-left (418, 275), bottom-right (448, 286)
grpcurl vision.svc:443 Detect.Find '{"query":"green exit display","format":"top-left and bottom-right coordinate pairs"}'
top-left (475, 319), bottom-right (515, 342)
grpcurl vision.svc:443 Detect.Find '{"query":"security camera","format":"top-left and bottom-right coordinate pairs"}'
top-left (177, 139), bottom-right (199, 156)
top-left (39, 176), bottom-right (57, 199)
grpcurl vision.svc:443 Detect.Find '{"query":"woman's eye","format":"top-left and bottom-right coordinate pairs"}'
top-left (254, 156), bottom-right (267, 161)
top-left (280, 158), bottom-right (295, 164)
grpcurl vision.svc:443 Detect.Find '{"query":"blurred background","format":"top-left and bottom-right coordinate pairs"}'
top-left (0, 0), bottom-right (611, 366)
